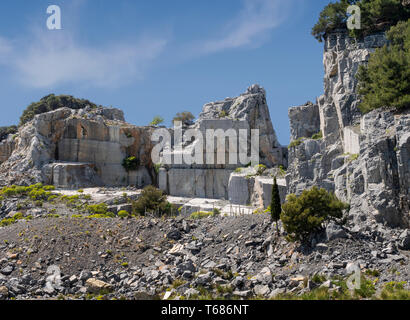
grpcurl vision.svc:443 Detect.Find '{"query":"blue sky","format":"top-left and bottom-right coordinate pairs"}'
top-left (0, 0), bottom-right (333, 145)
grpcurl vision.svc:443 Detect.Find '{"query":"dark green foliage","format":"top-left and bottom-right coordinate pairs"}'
top-left (132, 185), bottom-right (174, 216)
top-left (280, 187), bottom-right (348, 243)
top-left (0, 125), bottom-right (17, 142)
top-left (357, 19), bottom-right (410, 112)
top-left (312, 0), bottom-right (410, 42)
top-left (19, 94), bottom-right (99, 126)
top-left (270, 177), bottom-right (282, 233)
top-left (312, 0), bottom-right (354, 42)
top-left (172, 111), bottom-right (195, 125)
top-left (122, 156), bottom-right (139, 172)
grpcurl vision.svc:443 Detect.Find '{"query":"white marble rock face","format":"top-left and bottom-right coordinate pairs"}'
top-left (286, 30), bottom-right (409, 227)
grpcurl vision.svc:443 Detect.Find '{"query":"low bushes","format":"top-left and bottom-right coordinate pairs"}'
top-left (0, 184), bottom-right (56, 200)
top-left (190, 211), bottom-right (214, 219)
top-left (122, 156), bottom-right (139, 172)
top-left (0, 212), bottom-right (32, 227)
top-left (131, 185), bottom-right (174, 216)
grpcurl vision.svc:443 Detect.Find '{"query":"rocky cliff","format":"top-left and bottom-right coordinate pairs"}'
top-left (158, 84), bottom-right (287, 200)
top-left (286, 30), bottom-right (409, 228)
top-left (0, 30), bottom-right (408, 228)
top-left (0, 106), bottom-right (156, 189)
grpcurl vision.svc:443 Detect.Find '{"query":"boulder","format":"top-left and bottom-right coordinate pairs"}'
top-left (326, 222), bottom-right (348, 241)
top-left (85, 278), bottom-right (113, 293)
top-left (399, 230), bottom-right (410, 250)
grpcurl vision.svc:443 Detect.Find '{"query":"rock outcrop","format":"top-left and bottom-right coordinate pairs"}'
top-left (0, 136), bottom-right (16, 164)
top-left (227, 166), bottom-right (287, 207)
top-left (286, 30), bottom-right (409, 228)
top-left (158, 85), bottom-right (287, 200)
top-left (0, 106), bottom-right (156, 188)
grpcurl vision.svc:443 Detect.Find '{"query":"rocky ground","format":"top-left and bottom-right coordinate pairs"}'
top-left (0, 189), bottom-right (409, 300)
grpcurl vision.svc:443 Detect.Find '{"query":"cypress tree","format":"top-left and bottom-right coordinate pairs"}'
top-left (270, 177), bottom-right (282, 234)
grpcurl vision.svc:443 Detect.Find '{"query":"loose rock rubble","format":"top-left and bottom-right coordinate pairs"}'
top-left (0, 213), bottom-right (408, 300)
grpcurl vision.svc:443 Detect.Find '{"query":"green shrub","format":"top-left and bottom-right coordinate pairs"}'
top-left (279, 165), bottom-right (287, 176)
top-left (122, 156), bottom-right (139, 172)
top-left (150, 116), bottom-right (164, 126)
top-left (357, 19), bottom-right (410, 112)
top-left (47, 195), bottom-right (58, 202)
top-left (255, 164), bottom-right (267, 175)
top-left (35, 200), bottom-right (43, 207)
top-left (190, 211), bottom-right (214, 219)
top-left (380, 281), bottom-right (410, 300)
top-left (311, 131), bottom-right (323, 140)
top-left (280, 187), bottom-right (348, 243)
top-left (212, 208), bottom-right (221, 216)
top-left (219, 110), bottom-right (228, 118)
top-left (288, 137), bottom-right (305, 149)
top-left (47, 214), bottom-right (60, 218)
top-left (173, 111), bottom-right (195, 125)
top-left (19, 94), bottom-right (99, 126)
top-left (82, 194), bottom-right (92, 200)
top-left (154, 163), bottom-right (161, 175)
top-left (0, 212), bottom-right (32, 227)
top-left (118, 210), bottom-right (129, 218)
top-left (0, 125), bottom-right (17, 142)
top-left (132, 185), bottom-right (173, 216)
top-left (312, 0), bottom-right (410, 42)
top-left (354, 276), bottom-right (376, 298)
top-left (0, 184), bottom-right (55, 201)
top-left (87, 213), bottom-right (115, 219)
top-left (347, 153), bottom-right (359, 162)
top-left (86, 203), bottom-right (109, 215)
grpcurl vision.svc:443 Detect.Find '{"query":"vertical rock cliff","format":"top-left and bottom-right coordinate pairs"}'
top-left (287, 30), bottom-right (409, 228)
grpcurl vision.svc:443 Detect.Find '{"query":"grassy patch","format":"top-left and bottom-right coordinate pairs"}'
top-left (288, 137), bottom-right (305, 149)
top-left (189, 211), bottom-right (214, 219)
top-left (0, 212), bottom-right (32, 227)
top-left (380, 282), bottom-right (410, 300)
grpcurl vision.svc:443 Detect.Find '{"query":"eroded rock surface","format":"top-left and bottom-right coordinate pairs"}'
top-left (0, 107), bottom-right (156, 188)
top-left (286, 30), bottom-right (409, 228)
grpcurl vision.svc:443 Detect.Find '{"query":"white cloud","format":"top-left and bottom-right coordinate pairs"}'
top-left (196, 0), bottom-right (293, 54)
top-left (0, 31), bottom-right (168, 88)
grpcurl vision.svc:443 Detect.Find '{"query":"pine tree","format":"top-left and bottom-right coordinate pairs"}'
top-left (357, 19), bottom-right (410, 112)
top-left (270, 177), bottom-right (282, 234)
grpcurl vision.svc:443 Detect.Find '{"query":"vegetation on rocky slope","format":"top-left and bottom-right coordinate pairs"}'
top-left (357, 19), bottom-right (410, 112)
top-left (281, 187), bottom-right (348, 243)
top-left (131, 185), bottom-right (175, 216)
top-left (0, 126), bottom-right (17, 142)
top-left (19, 94), bottom-right (100, 126)
top-left (172, 111), bottom-right (195, 125)
top-left (312, 0), bottom-right (410, 42)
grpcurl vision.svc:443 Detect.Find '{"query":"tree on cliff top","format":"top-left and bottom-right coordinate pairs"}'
top-left (172, 111), bottom-right (195, 125)
top-left (357, 19), bottom-right (410, 112)
top-left (19, 94), bottom-right (99, 126)
top-left (312, 0), bottom-right (410, 42)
